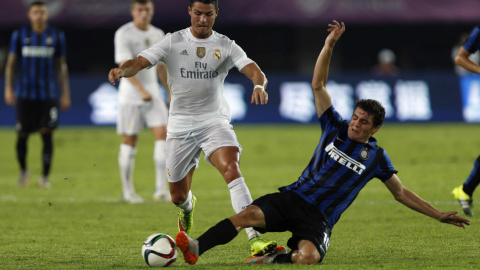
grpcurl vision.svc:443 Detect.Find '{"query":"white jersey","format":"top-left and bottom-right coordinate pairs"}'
top-left (114, 22), bottom-right (165, 105)
top-left (139, 28), bottom-right (254, 135)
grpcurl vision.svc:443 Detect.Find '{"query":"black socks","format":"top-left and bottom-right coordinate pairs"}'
top-left (197, 218), bottom-right (238, 256)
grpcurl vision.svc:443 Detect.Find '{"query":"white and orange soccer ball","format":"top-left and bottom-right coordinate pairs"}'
top-left (142, 233), bottom-right (178, 267)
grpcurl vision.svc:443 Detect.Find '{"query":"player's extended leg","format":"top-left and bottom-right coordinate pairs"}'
top-left (452, 155), bottom-right (480, 216)
top-left (209, 146), bottom-right (277, 256)
top-left (39, 128), bottom-right (53, 188)
top-left (170, 167), bottom-right (196, 234)
top-left (16, 131), bottom-right (29, 186)
top-left (176, 205), bottom-right (267, 265)
top-left (119, 135), bottom-right (143, 203)
top-left (151, 125), bottom-right (170, 202)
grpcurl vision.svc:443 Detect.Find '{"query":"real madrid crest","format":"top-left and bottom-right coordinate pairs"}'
top-left (197, 47), bottom-right (206, 58)
top-left (145, 39), bottom-right (150, 47)
top-left (360, 147), bottom-right (369, 161)
top-left (213, 49), bottom-right (221, 60)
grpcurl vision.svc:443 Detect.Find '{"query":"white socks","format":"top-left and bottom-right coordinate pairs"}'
top-left (154, 140), bottom-right (168, 192)
top-left (119, 144), bottom-right (137, 196)
top-left (228, 177), bottom-right (260, 240)
top-left (177, 190), bottom-right (193, 213)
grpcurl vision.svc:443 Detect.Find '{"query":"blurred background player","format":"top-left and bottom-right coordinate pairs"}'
top-left (452, 25), bottom-right (480, 216)
top-left (372, 48), bottom-right (400, 77)
top-left (4, 1), bottom-right (70, 188)
top-left (109, 0), bottom-right (278, 259)
top-left (114, 0), bottom-right (171, 203)
top-left (175, 21), bottom-right (470, 266)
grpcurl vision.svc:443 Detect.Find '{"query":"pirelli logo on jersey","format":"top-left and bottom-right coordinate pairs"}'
top-left (22, 46), bottom-right (55, 58)
top-left (325, 142), bottom-right (365, 175)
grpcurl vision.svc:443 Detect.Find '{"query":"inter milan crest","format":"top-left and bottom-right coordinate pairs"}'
top-left (145, 39), bottom-right (150, 47)
top-left (46, 36), bottom-right (53, 45)
top-left (197, 47), bottom-right (206, 58)
top-left (360, 147), bottom-right (369, 161)
top-left (213, 49), bottom-right (221, 60)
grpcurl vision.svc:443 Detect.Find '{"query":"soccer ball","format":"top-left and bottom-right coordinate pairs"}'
top-left (142, 233), bottom-right (178, 267)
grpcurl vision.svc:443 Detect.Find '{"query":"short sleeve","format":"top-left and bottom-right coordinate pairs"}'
top-left (463, 26), bottom-right (480, 53)
top-left (55, 30), bottom-right (67, 58)
top-left (319, 106), bottom-right (347, 133)
top-left (114, 28), bottom-right (133, 64)
top-left (138, 33), bottom-right (171, 67)
top-left (229, 41), bottom-right (254, 71)
top-left (375, 149), bottom-right (398, 182)
top-left (9, 30), bottom-right (20, 54)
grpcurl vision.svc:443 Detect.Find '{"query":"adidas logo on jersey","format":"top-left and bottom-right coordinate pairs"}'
top-left (180, 50), bottom-right (189, 56)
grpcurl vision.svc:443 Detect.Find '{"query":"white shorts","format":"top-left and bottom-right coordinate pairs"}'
top-left (166, 122), bottom-right (242, 182)
top-left (116, 97), bottom-right (168, 135)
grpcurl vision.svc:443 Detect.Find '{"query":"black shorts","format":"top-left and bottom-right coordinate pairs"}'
top-left (16, 99), bottom-right (58, 133)
top-left (251, 190), bottom-right (331, 261)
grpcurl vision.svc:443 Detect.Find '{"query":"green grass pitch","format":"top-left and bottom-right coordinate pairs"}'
top-left (0, 124), bottom-right (479, 269)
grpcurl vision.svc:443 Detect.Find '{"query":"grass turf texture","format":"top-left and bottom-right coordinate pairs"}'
top-left (0, 124), bottom-right (479, 269)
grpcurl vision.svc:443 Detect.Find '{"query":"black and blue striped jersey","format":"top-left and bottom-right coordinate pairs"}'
top-left (279, 106), bottom-right (398, 229)
top-left (9, 25), bottom-right (66, 101)
top-left (463, 26), bottom-right (480, 53)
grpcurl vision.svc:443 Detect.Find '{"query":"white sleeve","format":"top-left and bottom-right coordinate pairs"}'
top-left (114, 28), bottom-right (133, 64)
top-left (229, 41), bottom-right (254, 71)
top-left (139, 33), bottom-right (171, 68)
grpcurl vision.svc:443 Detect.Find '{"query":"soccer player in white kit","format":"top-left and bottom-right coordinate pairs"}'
top-left (114, 0), bottom-right (170, 203)
top-left (109, 0), bottom-right (279, 258)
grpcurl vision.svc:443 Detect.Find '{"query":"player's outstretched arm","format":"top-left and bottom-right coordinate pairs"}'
top-left (108, 56), bottom-right (151, 85)
top-left (384, 174), bottom-right (470, 228)
top-left (455, 47), bottom-right (480, 74)
top-left (312, 20), bottom-right (345, 118)
top-left (241, 62), bottom-right (269, 105)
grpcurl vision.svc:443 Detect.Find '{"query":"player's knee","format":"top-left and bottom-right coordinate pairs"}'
top-left (232, 205), bottom-right (263, 228)
top-left (17, 131), bottom-right (29, 139)
top-left (295, 252), bottom-right (321, 265)
top-left (40, 127), bottom-right (52, 135)
top-left (223, 161), bottom-right (241, 181)
top-left (171, 191), bottom-right (188, 205)
top-left (122, 135), bottom-right (137, 146)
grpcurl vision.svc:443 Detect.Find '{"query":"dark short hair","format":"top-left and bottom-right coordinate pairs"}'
top-left (354, 99), bottom-right (385, 127)
top-left (131, 0), bottom-right (152, 5)
top-left (29, 1), bottom-right (47, 9)
top-left (190, 0), bottom-right (218, 9)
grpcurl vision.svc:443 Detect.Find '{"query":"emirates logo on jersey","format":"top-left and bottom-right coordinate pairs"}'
top-left (213, 49), bottom-right (221, 60)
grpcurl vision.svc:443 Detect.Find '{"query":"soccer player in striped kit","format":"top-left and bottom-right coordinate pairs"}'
top-left (4, 1), bottom-right (70, 188)
top-left (452, 25), bottom-right (480, 216)
top-left (173, 20), bottom-right (470, 265)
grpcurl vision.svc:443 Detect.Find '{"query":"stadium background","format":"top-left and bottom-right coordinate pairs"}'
top-left (1, 0), bottom-right (480, 126)
top-left (1, 1), bottom-right (479, 269)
